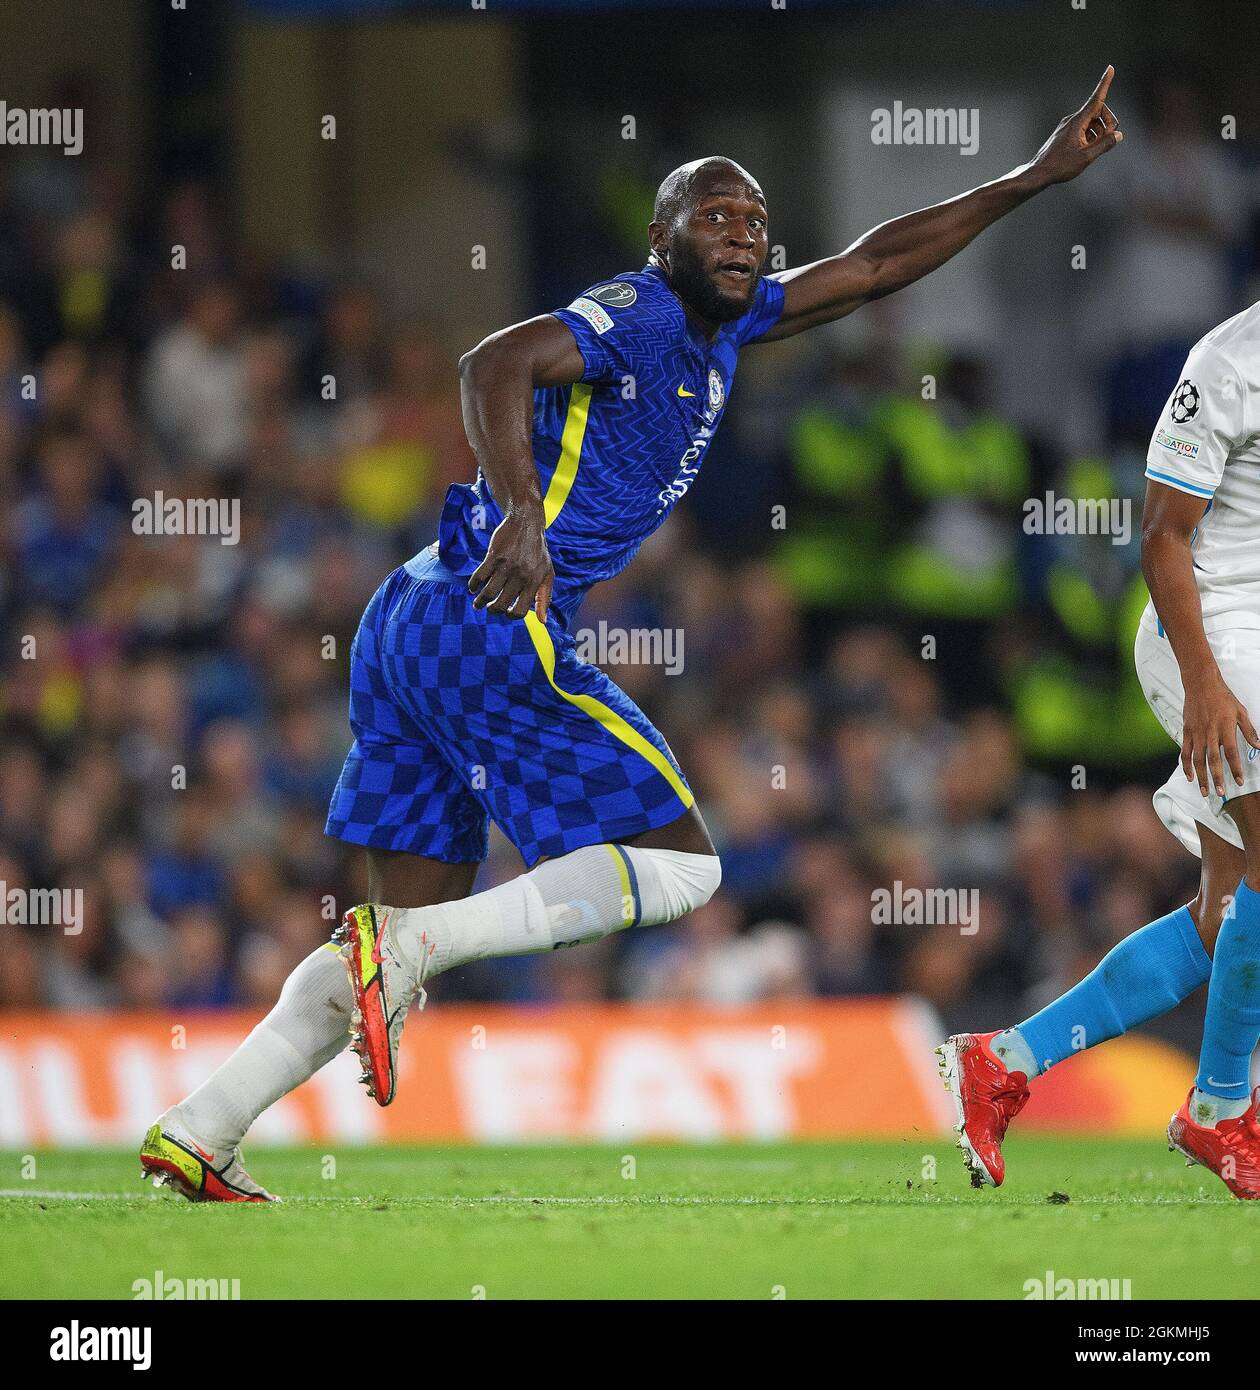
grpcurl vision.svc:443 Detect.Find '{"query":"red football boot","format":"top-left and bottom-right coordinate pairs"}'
top-left (935, 1031), bottom-right (1030, 1188)
top-left (1167, 1087), bottom-right (1260, 1200)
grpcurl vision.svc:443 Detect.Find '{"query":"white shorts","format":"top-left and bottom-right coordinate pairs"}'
top-left (1134, 612), bottom-right (1260, 858)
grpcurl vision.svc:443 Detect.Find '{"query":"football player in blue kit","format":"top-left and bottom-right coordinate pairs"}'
top-left (141, 71), bottom-right (1120, 1200)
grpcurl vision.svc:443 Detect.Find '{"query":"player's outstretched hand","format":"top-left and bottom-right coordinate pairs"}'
top-left (1180, 673), bottom-right (1260, 799)
top-left (1029, 65), bottom-right (1123, 184)
top-left (469, 508), bottom-right (555, 623)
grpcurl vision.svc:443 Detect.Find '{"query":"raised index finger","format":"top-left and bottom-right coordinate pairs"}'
top-left (1080, 65), bottom-right (1115, 117)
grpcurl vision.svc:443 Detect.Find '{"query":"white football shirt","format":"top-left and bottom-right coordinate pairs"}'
top-left (1144, 301), bottom-right (1260, 632)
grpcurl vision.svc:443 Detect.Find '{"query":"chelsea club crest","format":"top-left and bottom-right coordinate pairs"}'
top-left (707, 368), bottom-right (724, 416)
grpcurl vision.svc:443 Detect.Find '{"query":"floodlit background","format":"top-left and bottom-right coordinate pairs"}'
top-left (2, 0), bottom-right (1260, 1142)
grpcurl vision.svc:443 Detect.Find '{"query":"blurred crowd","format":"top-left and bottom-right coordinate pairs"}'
top-left (3, 74), bottom-right (1257, 1052)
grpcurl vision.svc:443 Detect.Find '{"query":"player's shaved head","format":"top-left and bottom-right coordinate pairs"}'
top-left (652, 157), bottom-right (764, 230)
top-left (648, 157), bottom-right (768, 329)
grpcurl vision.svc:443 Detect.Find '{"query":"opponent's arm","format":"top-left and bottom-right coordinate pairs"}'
top-left (1141, 479), bottom-right (1260, 798)
top-left (457, 315), bottom-right (586, 621)
top-left (760, 67), bottom-right (1122, 342)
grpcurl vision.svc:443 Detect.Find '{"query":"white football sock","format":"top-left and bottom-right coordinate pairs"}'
top-left (389, 844), bottom-right (721, 977)
top-left (171, 846), bottom-right (721, 1151)
top-left (174, 943), bottom-right (352, 1153)
top-left (991, 1027), bottom-right (1041, 1078)
top-left (1190, 1087), bottom-right (1252, 1126)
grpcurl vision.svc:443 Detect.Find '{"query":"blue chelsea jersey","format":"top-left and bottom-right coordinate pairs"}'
top-left (436, 261), bottom-right (785, 623)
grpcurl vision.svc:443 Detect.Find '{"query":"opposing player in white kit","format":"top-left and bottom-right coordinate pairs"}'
top-left (939, 302), bottom-right (1260, 1197)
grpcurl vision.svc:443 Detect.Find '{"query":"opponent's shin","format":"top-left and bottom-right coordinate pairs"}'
top-left (997, 905), bottom-right (1210, 1078)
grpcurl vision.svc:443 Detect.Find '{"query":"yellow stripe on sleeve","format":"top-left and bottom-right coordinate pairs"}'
top-left (542, 384), bottom-right (593, 527)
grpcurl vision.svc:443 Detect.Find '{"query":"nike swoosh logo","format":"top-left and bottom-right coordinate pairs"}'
top-left (677, 385), bottom-right (695, 397)
top-left (189, 1140), bottom-right (216, 1163)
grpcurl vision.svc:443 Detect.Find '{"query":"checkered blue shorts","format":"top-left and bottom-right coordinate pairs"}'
top-left (324, 547), bottom-right (693, 867)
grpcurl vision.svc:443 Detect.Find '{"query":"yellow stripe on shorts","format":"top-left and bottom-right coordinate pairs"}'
top-left (523, 611), bottom-right (694, 810)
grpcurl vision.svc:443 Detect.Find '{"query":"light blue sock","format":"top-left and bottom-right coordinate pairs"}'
top-left (1195, 879), bottom-right (1260, 1102)
top-left (1001, 905), bottom-right (1210, 1077)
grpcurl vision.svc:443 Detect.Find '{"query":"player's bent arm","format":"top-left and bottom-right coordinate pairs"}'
top-left (458, 315), bottom-right (586, 513)
top-left (457, 316), bottom-right (586, 620)
top-left (759, 66), bottom-right (1122, 342)
top-left (1141, 479), bottom-right (1260, 796)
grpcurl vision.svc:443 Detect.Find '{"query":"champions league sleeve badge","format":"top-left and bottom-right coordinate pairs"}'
top-left (1169, 379), bottom-right (1201, 424)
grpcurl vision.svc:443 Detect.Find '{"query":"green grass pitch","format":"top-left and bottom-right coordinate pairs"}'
top-left (3, 1137), bottom-right (1258, 1300)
